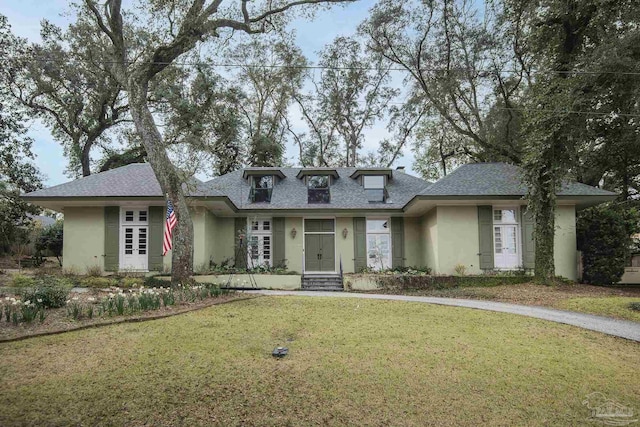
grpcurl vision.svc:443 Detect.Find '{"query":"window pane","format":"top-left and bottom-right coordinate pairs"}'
top-left (308, 175), bottom-right (329, 189)
top-left (263, 221), bottom-right (270, 230)
top-left (493, 210), bottom-right (502, 222)
top-left (308, 188), bottom-right (330, 203)
top-left (494, 227), bottom-right (502, 254)
top-left (139, 211), bottom-right (147, 222)
top-left (252, 221), bottom-right (259, 231)
top-left (125, 211), bottom-right (134, 221)
top-left (501, 209), bottom-right (516, 223)
top-left (363, 175), bottom-right (384, 189)
top-left (366, 220), bottom-right (389, 232)
top-left (365, 189), bottom-right (384, 202)
top-left (255, 175), bottom-right (273, 189)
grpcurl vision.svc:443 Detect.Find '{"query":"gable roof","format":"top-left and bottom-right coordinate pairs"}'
top-left (207, 167), bottom-right (430, 210)
top-left (22, 164), bottom-right (217, 198)
top-left (420, 163), bottom-right (617, 197)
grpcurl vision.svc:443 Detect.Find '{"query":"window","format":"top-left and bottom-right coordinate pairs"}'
top-left (250, 175), bottom-right (273, 203)
top-left (493, 207), bottom-right (520, 269)
top-left (363, 175), bottom-right (386, 202)
top-left (366, 219), bottom-right (390, 270)
top-left (247, 219), bottom-right (272, 267)
top-left (493, 208), bottom-right (517, 224)
top-left (308, 175), bottom-right (330, 203)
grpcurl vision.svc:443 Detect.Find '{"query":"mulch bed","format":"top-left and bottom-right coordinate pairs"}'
top-left (0, 292), bottom-right (258, 343)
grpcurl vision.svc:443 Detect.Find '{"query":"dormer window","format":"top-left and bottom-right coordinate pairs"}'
top-left (363, 175), bottom-right (386, 202)
top-left (308, 175), bottom-right (330, 203)
top-left (250, 175), bottom-right (273, 203)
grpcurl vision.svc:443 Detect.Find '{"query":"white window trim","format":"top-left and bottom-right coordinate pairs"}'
top-left (492, 206), bottom-right (522, 269)
top-left (119, 206), bottom-right (149, 272)
top-left (366, 217), bottom-right (392, 271)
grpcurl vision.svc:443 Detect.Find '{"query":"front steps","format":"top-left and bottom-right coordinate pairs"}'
top-left (301, 274), bottom-right (344, 291)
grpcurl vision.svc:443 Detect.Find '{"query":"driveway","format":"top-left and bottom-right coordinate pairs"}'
top-left (246, 290), bottom-right (640, 342)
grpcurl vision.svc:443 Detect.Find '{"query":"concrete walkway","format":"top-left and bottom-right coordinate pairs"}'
top-left (246, 290), bottom-right (640, 342)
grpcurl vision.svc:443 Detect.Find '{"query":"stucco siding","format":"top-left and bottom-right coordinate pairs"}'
top-left (63, 207), bottom-right (105, 273)
top-left (554, 205), bottom-right (577, 280)
top-left (284, 217), bottom-right (303, 273)
top-left (404, 216), bottom-right (422, 267)
top-left (192, 207), bottom-right (207, 270)
top-left (436, 206), bottom-right (481, 275)
top-left (210, 217), bottom-right (235, 266)
top-left (336, 217), bottom-right (355, 273)
top-left (421, 209), bottom-right (438, 272)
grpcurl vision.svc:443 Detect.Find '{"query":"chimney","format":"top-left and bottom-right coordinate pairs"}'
top-left (396, 166), bottom-right (405, 171)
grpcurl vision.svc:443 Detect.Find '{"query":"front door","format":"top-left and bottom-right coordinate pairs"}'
top-left (494, 225), bottom-right (519, 269)
top-left (121, 225), bottom-right (148, 271)
top-left (304, 219), bottom-right (335, 272)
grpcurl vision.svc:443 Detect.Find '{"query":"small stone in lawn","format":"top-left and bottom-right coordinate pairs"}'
top-left (272, 347), bottom-right (288, 358)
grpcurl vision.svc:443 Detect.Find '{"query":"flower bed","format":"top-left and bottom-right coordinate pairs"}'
top-left (0, 283), bottom-right (246, 341)
top-left (345, 273), bottom-right (532, 291)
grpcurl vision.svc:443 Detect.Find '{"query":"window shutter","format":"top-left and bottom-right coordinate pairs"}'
top-left (521, 207), bottom-right (535, 269)
top-left (391, 217), bottom-right (405, 268)
top-left (477, 206), bottom-right (494, 270)
top-left (353, 217), bottom-right (367, 272)
top-left (104, 206), bottom-right (119, 272)
top-left (273, 217), bottom-right (286, 268)
top-left (234, 217), bottom-right (247, 269)
top-left (148, 206), bottom-right (164, 271)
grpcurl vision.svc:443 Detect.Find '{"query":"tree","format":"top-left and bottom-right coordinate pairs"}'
top-left (35, 221), bottom-right (64, 266)
top-left (83, 0), bottom-right (354, 283)
top-left (0, 16), bottom-right (42, 254)
top-left (577, 204), bottom-right (640, 285)
top-left (3, 16), bottom-right (128, 177)
top-left (295, 36), bottom-right (398, 167)
top-left (360, 0), bottom-right (529, 174)
top-left (512, 0), bottom-right (640, 282)
top-left (228, 36), bottom-right (307, 167)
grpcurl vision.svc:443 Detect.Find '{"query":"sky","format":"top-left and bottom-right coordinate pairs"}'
top-left (0, 0), bottom-right (415, 187)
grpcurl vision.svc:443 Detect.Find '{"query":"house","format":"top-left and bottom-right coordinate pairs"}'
top-left (22, 162), bottom-right (616, 283)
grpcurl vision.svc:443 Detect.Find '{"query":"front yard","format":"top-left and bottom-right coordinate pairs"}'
top-left (0, 296), bottom-right (638, 426)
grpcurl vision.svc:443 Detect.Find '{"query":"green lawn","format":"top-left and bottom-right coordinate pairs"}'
top-left (0, 297), bottom-right (638, 426)
top-left (555, 296), bottom-right (640, 322)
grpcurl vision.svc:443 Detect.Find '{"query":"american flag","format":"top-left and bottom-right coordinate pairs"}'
top-left (162, 200), bottom-right (177, 256)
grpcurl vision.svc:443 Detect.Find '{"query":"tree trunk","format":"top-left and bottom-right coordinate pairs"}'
top-left (81, 140), bottom-right (93, 177)
top-left (127, 78), bottom-right (194, 284)
top-left (529, 165), bottom-right (557, 284)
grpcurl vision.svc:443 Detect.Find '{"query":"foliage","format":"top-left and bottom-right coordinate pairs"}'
top-left (19, 278), bottom-right (71, 309)
top-left (84, 264), bottom-right (103, 277)
top-left (35, 221), bottom-right (63, 266)
top-left (1, 297), bottom-right (45, 325)
top-left (453, 264), bottom-right (467, 276)
top-left (629, 302), bottom-right (640, 312)
top-left (293, 36), bottom-right (398, 167)
top-left (10, 274), bottom-right (36, 288)
top-left (577, 203), bottom-right (640, 285)
top-left (556, 297), bottom-right (640, 323)
top-left (372, 274), bottom-right (531, 291)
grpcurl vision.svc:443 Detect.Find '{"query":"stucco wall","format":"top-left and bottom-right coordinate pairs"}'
top-left (203, 210), bottom-right (217, 268)
top-left (192, 207), bottom-right (207, 270)
top-left (63, 207), bottom-right (105, 273)
top-left (211, 217), bottom-right (235, 265)
top-left (436, 206), bottom-right (482, 275)
top-left (336, 217), bottom-right (355, 273)
top-left (284, 217), bottom-right (303, 273)
top-left (421, 208), bottom-right (438, 272)
top-left (403, 216), bottom-right (422, 268)
top-left (554, 205), bottom-right (577, 280)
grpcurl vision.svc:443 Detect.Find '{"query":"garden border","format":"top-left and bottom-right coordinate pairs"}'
top-left (0, 294), bottom-right (261, 344)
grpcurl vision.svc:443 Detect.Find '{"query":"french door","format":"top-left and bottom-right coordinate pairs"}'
top-left (494, 225), bottom-right (519, 269)
top-left (120, 207), bottom-right (149, 271)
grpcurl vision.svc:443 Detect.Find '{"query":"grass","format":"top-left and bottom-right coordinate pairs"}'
top-left (0, 296), bottom-right (638, 426)
top-left (555, 297), bottom-right (640, 322)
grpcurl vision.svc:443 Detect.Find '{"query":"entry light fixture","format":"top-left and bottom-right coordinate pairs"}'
top-left (342, 228), bottom-right (348, 239)
top-left (290, 227), bottom-right (297, 239)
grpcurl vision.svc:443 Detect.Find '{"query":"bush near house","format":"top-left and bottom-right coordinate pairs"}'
top-left (577, 203), bottom-right (640, 285)
top-left (370, 272), bottom-right (531, 291)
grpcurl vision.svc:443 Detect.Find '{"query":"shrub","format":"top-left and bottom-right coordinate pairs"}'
top-left (629, 302), bottom-right (640, 312)
top-left (454, 264), bottom-right (467, 276)
top-left (10, 274), bottom-right (36, 288)
top-left (85, 265), bottom-right (103, 277)
top-left (577, 204), bottom-right (640, 285)
top-left (35, 221), bottom-right (63, 266)
top-left (121, 277), bottom-right (144, 288)
top-left (20, 284), bottom-right (69, 308)
top-left (373, 274), bottom-right (531, 291)
top-left (78, 276), bottom-right (118, 288)
top-left (143, 275), bottom-right (168, 288)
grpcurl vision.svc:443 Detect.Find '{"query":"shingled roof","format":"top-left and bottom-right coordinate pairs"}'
top-left (22, 164), bottom-right (217, 198)
top-left (23, 162), bottom-right (615, 209)
top-left (420, 163), bottom-right (617, 197)
top-left (206, 167), bottom-right (430, 210)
